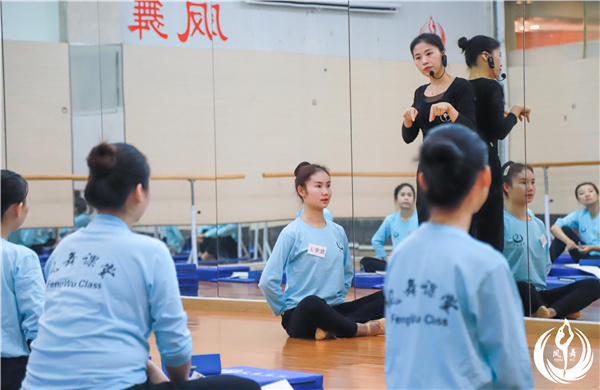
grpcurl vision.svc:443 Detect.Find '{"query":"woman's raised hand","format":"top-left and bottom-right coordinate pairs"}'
top-left (403, 107), bottom-right (418, 127)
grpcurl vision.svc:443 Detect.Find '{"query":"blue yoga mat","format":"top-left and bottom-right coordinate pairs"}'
top-left (222, 366), bottom-right (323, 390)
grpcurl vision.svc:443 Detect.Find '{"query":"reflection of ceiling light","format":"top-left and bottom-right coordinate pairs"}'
top-left (520, 26), bottom-right (524, 30)
top-left (530, 25), bottom-right (540, 30)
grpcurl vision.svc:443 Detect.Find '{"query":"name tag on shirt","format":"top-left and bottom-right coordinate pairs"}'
top-left (540, 234), bottom-right (547, 248)
top-left (308, 244), bottom-right (327, 258)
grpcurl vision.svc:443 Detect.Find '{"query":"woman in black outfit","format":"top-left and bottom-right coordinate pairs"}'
top-left (458, 35), bottom-right (530, 251)
top-left (402, 33), bottom-right (477, 224)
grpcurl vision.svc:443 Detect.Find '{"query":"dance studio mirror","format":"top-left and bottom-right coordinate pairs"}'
top-left (1, 2), bottom-right (598, 321)
top-left (210, 0), bottom-right (354, 299)
top-left (510, 1), bottom-right (599, 321)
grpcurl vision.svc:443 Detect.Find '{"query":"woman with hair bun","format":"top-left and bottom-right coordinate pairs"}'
top-left (402, 33), bottom-right (477, 223)
top-left (1, 170), bottom-right (45, 390)
top-left (22, 143), bottom-right (259, 390)
top-left (361, 183), bottom-right (418, 272)
top-left (385, 124), bottom-right (533, 389)
top-left (550, 182), bottom-right (600, 263)
top-left (502, 162), bottom-right (600, 319)
top-left (457, 35), bottom-right (530, 251)
top-left (259, 162), bottom-right (385, 340)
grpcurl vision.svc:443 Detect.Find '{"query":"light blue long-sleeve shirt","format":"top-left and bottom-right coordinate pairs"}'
top-left (74, 213), bottom-right (92, 229)
top-left (555, 207), bottom-right (600, 256)
top-left (1, 238), bottom-right (45, 358)
top-left (198, 223), bottom-right (238, 241)
top-left (503, 209), bottom-right (551, 291)
top-left (371, 210), bottom-right (418, 258)
top-left (161, 225), bottom-right (184, 254)
top-left (385, 223), bottom-right (533, 390)
top-left (8, 229), bottom-right (50, 247)
top-left (259, 217), bottom-right (353, 316)
top-left (22, 214), bottom-right (192, 390)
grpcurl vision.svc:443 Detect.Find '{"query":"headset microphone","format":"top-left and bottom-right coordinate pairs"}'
top-left (429, 69), bottom-right (446, 80)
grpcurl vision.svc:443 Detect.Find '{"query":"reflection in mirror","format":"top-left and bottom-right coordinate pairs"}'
top-left (506, 1), bottom-right (600, 321)
top-left (117, 1), bottom-right (220, 297)
top-left (348, 1), bottom-right (504, 300)
top-left (210, 1), bottom-right (354, 302)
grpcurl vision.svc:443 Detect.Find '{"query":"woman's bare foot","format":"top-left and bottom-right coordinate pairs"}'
top-left (315, 328), bottom-right (335, 340)
top-left (533, 306), bottom-right (550, 318)
top-left (356, 318), bottom-right (385, 337)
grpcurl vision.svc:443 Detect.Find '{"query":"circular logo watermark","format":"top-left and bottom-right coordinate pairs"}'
top-left (533, 319), bottom-right (594, 384)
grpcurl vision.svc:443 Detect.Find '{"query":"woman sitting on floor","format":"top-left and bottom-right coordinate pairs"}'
top-left (502, 162), bottom-right (600, 319)
top-left (259, 162), bottom-right (385, 340)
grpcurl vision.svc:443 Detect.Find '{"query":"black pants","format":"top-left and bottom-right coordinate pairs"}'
top-left (360, 257), bottom-right (387, 273)
top-left (198, 237), bottom-right (237, 260)
top-left (516, 279), bottom-right (600, 318)
top-left (126, 375), bottom-right (260, 390)
top-left (281, 291), bottom-right (385, 339)
top-left (469, 151), bottom-right (504, 252)
top-left (416, 165), bottom-right (429, 225)
top-left (549, 227), bottom-right (600, 263)
top-left (1, 356), bottom-right (28, 390)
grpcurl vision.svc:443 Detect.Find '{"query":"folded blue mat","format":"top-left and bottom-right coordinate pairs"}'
top-left (580, 259), bottom-right (600, 267)
top-left (222, 366), bottom-right (323, 390)
top-left (196, 266), bottom-right (250, 281)
top-left (162, 354), bottom-right (323, 389)
top-left (549, 266), bottom-right (587, 277)
top-left (546, 275), bottom-right (597, 290)
top-left (554, 254), bottom-right (575, 265)
top-left (353, 273), bottom-right (385, 289)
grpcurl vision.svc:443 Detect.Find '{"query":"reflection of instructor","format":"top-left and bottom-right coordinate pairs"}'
top-left (402, 33), bottom-right (477, 224)
top-left (458, 35), bottom-right (530, 251)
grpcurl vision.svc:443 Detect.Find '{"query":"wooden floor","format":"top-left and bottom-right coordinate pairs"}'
top-left (148, 298), bottom-right (600, 389)
top-left (198, 281), bottom-right (600, 322)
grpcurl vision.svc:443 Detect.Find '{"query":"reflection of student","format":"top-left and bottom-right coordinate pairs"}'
top-left (402, 33), bottom-right (477, 224)
top-left (458, 35), bottom-right (530, 251)
top-left (385, 124), bottom-right (532, 390)
top-left (360, 183), bottom-right (418, 272)
top-left (161, 225), bottom-right (184, 255)
top-left (22, 143), bottom-right (259, 390)
top-left (1, 170), bottom-right (45, 390)
top-left (502, 162), bottom-right (600, 319)
top-left (73, 191), bottom-right (92, 229)
top-left (8, 229), bottom-right (51, 255)
top-left (196, 224), bottom-right (238, 261)
top-left (55, 192), bottom-right (92, 248)
top-left (259, 162), bottom-right (385, 340)
top-left (550, 182), bottom-right (600, 263)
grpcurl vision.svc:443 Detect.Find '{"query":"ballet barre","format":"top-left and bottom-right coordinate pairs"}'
top-left (23, 174), bottom-right (246, 181)
top-left (263, 172), bottom-right (416, 178)
top-left (23, 174), bottom-right (246, 266)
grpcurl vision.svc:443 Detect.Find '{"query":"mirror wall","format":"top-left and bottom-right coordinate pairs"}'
top-left (2, 1), bottom-right (598, 321)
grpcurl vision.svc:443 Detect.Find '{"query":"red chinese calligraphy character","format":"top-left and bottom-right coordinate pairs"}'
top-left (419, 16), bottom-right (445, 46)
top-left (129, 0), bottom-right (168, 40)
top-left (178, 2), bottom-right (228, 43)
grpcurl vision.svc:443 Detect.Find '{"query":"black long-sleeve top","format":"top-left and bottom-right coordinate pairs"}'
top-left (470, 78), bottom-right (518, 152)
top-left (402, 77), bottom-right (477, 144)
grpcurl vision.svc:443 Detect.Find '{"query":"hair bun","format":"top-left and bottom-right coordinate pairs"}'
top-left (422, 139), bottom-right (463, 165)
top-left (294, 161), bottom-right (311, 177)
top-left (457, 37), bottom-right (470, 52)
top-left (87, 143), bottom-right (118, 178)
